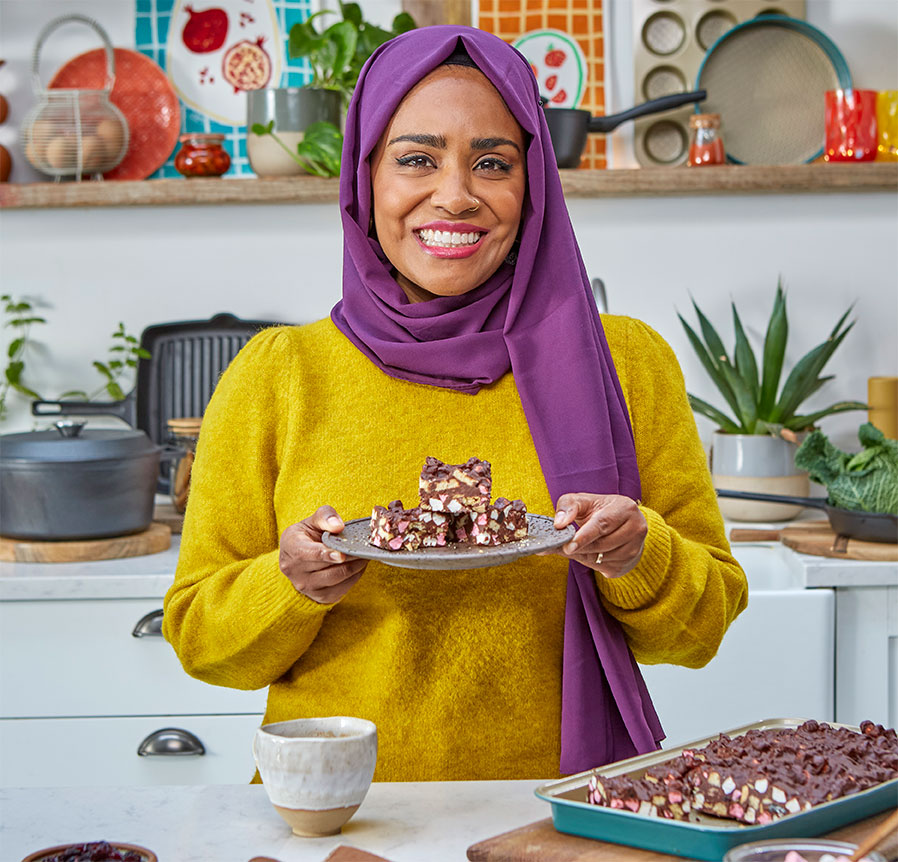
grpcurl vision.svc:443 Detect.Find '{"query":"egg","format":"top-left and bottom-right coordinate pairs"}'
top-left (80, 135), bottom-right (109, 173)
top-left (46, 135), bottom-right (78, 170)
top-left (95, 118), bottom-right (125, 160)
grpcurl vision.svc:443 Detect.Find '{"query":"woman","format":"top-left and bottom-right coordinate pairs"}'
top-left (163, 26), bottom-right (748, 782)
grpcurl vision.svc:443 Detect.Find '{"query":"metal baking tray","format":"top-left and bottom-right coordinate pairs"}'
top-left (535, 718), bottom-right (897, 861)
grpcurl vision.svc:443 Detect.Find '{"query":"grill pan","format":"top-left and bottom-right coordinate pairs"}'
top-left (696, 15), bottom-right (852, 165)
top-left (716, 489), bottom-right (898, 544)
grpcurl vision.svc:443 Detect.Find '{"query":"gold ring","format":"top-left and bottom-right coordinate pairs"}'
top-left (595, 552), bottom-right (604, 565)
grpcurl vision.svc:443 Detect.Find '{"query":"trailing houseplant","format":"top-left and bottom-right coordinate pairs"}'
top-left (679, 280), bottom-right (867, 437)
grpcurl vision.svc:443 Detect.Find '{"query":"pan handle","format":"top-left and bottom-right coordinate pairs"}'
top-left (31, 396), bottom-right (136, 427)
top-left (715, 488), bottom-right (827, 510)
top-left (588, 90), bottom-right (707, 133)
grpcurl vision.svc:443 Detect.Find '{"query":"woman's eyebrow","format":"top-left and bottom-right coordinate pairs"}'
top-left (388, 133), bottom-right (447, 147)
top-left (471, 137), bottom-right (520, 152)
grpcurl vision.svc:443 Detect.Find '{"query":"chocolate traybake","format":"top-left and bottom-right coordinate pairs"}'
top-left (418, 455), bottom-right (492, 514)
top-left (587, 720), bottom-right (898, 824)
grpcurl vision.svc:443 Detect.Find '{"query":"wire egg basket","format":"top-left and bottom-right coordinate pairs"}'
top-left (21, 14), bottom-right (130, 181)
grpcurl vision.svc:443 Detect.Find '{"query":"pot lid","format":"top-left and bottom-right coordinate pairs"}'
top-left (0, 421), bottom-right (159, 462)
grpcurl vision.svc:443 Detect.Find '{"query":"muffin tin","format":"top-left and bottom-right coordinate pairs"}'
top-left (632, 0), bottom-right (806, 166)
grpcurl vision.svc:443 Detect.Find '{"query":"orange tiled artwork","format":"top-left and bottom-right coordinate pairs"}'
top-left (478, 0), bottom-right (606, 169)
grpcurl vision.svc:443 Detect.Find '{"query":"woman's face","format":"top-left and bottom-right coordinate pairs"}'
top-left (370, 65), bottom-right (527, 304)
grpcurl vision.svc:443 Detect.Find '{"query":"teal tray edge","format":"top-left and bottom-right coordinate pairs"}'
top-left (539, 779), bottom-right (898, 862)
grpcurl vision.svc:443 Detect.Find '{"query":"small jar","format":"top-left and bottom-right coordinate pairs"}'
top-left (174, 133), bottom-right (231, 177)
top-left (167, 417), bottom-right (202, 513)
top-left (687, 113), bottom-right (726, 167)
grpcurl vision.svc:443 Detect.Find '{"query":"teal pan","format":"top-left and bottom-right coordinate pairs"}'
top-left (535, 719), bottom-right (897, 862)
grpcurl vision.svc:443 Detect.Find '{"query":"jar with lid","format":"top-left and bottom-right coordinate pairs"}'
top-left (687, 113), bottom-right (726, 166)
top-left (167, 417), bottom-right (202, 513)
top-left (174, 133), bottom-right (231, 177)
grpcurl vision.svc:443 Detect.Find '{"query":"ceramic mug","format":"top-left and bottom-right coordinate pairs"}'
top-left (253, 715), bottom-right (377, 837)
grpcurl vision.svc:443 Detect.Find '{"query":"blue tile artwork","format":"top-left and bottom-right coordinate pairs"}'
top-left (134, 0), bottom-right (314, 178)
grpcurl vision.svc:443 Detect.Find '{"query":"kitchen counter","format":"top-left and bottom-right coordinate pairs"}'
top-left (1, 780), bottom-right (547, 862)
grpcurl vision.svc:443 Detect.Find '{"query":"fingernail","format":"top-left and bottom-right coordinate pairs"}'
top-left (327, 517), bottom-right (342, 528)
top-left (330, 551), bottom-right (344, 563)
top-left (554, 510), bottom-right (567, 526)
top-left (564, 541), bottom-right (578, 554)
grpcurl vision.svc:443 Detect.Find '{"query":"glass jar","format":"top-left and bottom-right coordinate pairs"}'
top-left (174, 133), bottom-right (231, 177)
top-left (687, 113), bottom-right (726, 166)
top-left (167, 417), bottom-right (202, 513)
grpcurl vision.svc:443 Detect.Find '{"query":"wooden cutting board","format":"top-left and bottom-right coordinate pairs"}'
top-left (0, 522), bottom-right (171, 563)
top-left (467, 808), bottom-right (898, 861)
top-left (152, 502), bottom-right (184, 534)
top-left (730, 521), bottom-right (898, 562)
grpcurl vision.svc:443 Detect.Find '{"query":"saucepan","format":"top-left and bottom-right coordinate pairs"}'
top-left (544, 89), bottom-right (707, 169)
top-left (716, 489), bottom-right (898, 544)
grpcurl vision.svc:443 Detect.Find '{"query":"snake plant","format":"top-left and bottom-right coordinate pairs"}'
top-left (679, 280), bottom-right (867, 435)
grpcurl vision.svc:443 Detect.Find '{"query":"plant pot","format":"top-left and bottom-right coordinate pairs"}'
top-left (246, 87), bottom-right (341, 177)
top-left (710, 432), bottom-right (809, 522)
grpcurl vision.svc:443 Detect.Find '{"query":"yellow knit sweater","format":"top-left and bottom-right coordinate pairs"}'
top-left (163, 316), bottom-right (747, 782)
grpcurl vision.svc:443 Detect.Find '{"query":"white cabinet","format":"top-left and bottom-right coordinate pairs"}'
top-left (0, 595), bottom-right (266, 787)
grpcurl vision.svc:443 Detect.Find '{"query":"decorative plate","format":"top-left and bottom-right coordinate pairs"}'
top-left (50, 48), bottom-right (181, 180)
top-left (323, 513), bottom-right (575, 571)
top-left (512, 29), bottom-right (587, 109)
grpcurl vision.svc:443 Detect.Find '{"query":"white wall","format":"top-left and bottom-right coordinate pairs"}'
top-left (0, 1), bottom-right (896, 453)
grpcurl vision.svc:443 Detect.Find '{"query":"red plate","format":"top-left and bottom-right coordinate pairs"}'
top-left (50, 48), bottom-right (181, 180)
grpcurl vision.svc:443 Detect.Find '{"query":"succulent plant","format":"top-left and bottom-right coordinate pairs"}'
top-left (679, 280), bottom-right (867, 435)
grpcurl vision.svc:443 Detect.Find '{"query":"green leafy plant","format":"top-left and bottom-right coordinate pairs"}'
top-left (288, 2), bottom-right (416, 104)
top-left (679, 280), bottom-right (867, 436)
top-left (0, 294), bottom-right (148, 420)
top-left (250, 120), bottom-right (343, 178)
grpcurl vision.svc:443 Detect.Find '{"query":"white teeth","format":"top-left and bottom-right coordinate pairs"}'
top-left (417, 229), bottom-right (483, 248)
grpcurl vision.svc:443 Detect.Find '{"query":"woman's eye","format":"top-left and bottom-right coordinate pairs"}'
top-left (395, 154), bottom-right (434, 169)
top-left (475, 157), bottom-right (513, 173)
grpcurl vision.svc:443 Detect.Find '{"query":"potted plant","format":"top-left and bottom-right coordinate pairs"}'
top-left (248, 4), bottom-right (415, 178)
top-left (679, 280), bottom-right (867, 521)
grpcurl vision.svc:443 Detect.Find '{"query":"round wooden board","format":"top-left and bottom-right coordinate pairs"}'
top-left (780, 522), bottom-right (898, 561)
top-left (0, 522), bottom-right (171, 563)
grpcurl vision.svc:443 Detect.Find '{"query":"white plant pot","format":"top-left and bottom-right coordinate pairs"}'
top-left (710, 432), bottom-right (809, 522)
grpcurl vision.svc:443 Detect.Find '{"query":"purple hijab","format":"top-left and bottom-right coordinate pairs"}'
top-left (331, 25), bottom-right (664, 773)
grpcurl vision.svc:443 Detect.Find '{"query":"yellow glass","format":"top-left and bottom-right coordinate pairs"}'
top-left (876, 90), bottom-right (898, 161)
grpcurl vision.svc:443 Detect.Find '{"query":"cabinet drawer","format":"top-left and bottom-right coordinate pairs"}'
top-left (0, 600), bottom-right (266, 718)
top-left (0, 714), bottom-right (263, 787)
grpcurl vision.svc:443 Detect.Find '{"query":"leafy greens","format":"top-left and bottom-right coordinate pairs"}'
top-left (794, 422), bottom-right (898, 515)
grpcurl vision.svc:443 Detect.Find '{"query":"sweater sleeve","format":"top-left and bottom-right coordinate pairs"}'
top-left (596, 317), bottom-right (748, 668)
top-left (162, 327), bottom-right (331, 690)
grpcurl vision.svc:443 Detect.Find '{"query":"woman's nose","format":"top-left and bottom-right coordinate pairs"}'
top-left (431, 168), bottom-right (479, 215)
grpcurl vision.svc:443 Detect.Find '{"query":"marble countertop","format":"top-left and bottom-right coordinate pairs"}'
top-left (1, 518), bottom-right (894, 602)
top-left (0, 780), bottom-right (546, 862)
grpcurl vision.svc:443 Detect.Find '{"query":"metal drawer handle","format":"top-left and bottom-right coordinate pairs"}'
top-left (132, 609), bottom-right (164, 637)
top-left (138, 727), bottom-right (206, 757)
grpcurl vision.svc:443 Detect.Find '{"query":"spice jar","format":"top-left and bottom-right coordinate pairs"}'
top-left (174, 133), bottom-right (231, 177)
top-left (167, 417), bottom-right (202, 513)
top-left (687, 113), bottom-right (726, 166)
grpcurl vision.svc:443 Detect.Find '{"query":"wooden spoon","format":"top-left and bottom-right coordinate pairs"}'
top-left (850, 807), bottom-right (898, 861)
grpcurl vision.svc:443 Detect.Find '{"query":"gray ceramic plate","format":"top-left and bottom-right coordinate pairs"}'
top-left (322, 513), bottom-right (574, 570)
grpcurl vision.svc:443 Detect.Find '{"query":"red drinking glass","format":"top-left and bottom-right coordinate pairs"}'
top-left (824, 89), bottom-right (878, 162)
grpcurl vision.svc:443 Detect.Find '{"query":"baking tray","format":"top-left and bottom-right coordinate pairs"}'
top-left (535, 718), bottom-right (898, 861)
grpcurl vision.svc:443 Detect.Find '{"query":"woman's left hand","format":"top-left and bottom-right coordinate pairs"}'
top-left (552, 493), bottom-right (647, 578)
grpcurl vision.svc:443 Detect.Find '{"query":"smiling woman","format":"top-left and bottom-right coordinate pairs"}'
top-left (162, 26), bottom-right (748, 785)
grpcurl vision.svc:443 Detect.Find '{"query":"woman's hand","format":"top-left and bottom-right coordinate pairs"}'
top-left (552, 493), bottom-right (647, 578)
top-left (279, 506), bottom-right (368, 604)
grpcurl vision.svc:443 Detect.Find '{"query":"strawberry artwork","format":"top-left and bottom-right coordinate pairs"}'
top-left (544, 47), bottom-right (566, 67)
top-left (182, 5), bottom-right (229, 54)
top-left (551, 89), bottom-right (567, 103)
top-left (545, 74), bottom-right (558, 91)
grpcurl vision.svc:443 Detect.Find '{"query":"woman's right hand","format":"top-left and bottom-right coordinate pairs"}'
top-left (279, 506), bottom-right (368, 604)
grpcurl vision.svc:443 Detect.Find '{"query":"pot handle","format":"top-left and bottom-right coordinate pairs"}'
top-left (32, 395), bottom-right (136, 427)
top-left (715, 488), bottom-right (827, 509)
top-left (588, 90), bottom-right (707, 133)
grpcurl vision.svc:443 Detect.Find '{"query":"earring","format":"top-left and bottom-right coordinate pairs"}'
top-left (504, 243), bottom-right (519, 266)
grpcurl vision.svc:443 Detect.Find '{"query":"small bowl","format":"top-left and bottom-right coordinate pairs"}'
top-left (253, 715), bottom-right (377, 837)
top-left (22, 842), bottom-right (157, 862)
top-left (723, 837), bottom-right (887, 862)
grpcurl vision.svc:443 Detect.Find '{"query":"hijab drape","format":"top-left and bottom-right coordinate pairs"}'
top-left (331, 25), bottom-right (664, 773)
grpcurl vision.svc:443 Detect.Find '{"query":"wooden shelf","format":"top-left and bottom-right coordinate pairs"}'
top-left (1, 163), bottom-right (895, 209)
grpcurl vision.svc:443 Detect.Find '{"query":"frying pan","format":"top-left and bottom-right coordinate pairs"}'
top-left (716, 489), bottom-right (898, 544)
top-left (544, 90), bottom-right (707, 169)
top-left (695, 15), bottom-right (852, 165)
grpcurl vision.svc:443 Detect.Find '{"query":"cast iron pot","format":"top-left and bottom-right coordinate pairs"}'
top-left (0, 421), bottom-right (161, 541)
top-left (544, 89), bottom-right (707, 168)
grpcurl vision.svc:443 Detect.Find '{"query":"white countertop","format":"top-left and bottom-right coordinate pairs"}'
top-left (0, 780), bottom-right (547, 862)
top-left (0, 518), bottom-right (894, 602)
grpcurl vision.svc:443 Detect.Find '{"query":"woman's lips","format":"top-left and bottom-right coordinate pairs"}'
top-left (414, 224), bottom-right (486, 259)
